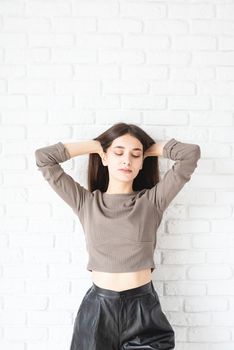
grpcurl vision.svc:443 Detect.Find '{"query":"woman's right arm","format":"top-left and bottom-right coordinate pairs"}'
top-left (34, 140), bottom-right (101, 216)
top-left (63, 140), bottom-right (102, 158)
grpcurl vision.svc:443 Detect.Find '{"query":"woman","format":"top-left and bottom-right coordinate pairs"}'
top-left (35, 122), bottom-right (201, 350)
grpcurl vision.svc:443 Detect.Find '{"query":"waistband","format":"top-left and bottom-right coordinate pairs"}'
top-left (91, 280), bottom-right (154, 298)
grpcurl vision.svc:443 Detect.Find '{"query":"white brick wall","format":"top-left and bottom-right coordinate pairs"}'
top-left (0, 0), bottom-right (233, 349)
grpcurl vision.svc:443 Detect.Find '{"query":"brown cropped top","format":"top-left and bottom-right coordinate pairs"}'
top-left (35, 138), bottom-right (201, 273)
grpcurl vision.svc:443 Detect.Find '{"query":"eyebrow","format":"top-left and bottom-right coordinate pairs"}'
top-left (113, 146), bottom-right (142, 152)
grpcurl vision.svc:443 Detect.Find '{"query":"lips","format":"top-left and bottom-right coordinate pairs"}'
top-left (119, 169), bottom-right (132, 173)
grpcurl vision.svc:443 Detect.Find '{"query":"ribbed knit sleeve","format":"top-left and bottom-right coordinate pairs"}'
top-left (147, 138), bottom-right (201, 213)
top-left (34, 142), bottom-right (89, 216)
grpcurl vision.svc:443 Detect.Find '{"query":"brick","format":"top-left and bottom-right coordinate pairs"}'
top-left (168, 4), bottom-right (214, 19)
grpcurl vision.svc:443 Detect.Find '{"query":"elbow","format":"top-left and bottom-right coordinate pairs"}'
top-left (34, 148), bottom-right (45, 167)
top-left (187, 144), bottom-right (201, 162)
top-left (189, 145), bottom-right (201, 171)
top-left (193, 144), bottom-right (201, 161)
top-left (177, 145), bottom-right (201, 181)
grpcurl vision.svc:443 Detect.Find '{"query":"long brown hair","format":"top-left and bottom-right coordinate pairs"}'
top-left (87, 122), bottom-right (160, 193)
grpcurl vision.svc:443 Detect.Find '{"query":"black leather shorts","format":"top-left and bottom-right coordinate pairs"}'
top-left (69, 280), bottom-right (175, 350)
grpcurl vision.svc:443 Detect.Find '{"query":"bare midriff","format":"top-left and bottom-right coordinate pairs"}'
top-left (91, 268), bottom-right (152, 292)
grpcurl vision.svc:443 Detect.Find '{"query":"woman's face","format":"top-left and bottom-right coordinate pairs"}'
top-left (102, 133), bottom-right (144, 182)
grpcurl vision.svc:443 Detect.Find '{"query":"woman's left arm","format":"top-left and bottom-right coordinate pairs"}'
top-left (146, 138), bottom-right (201, 213)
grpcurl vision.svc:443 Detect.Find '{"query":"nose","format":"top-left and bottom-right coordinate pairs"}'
top-left (123, 156), bottom-right (131, 165)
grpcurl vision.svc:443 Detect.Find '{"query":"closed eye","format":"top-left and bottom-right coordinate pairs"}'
top-left (114, 153), bottom-right (140, 158)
